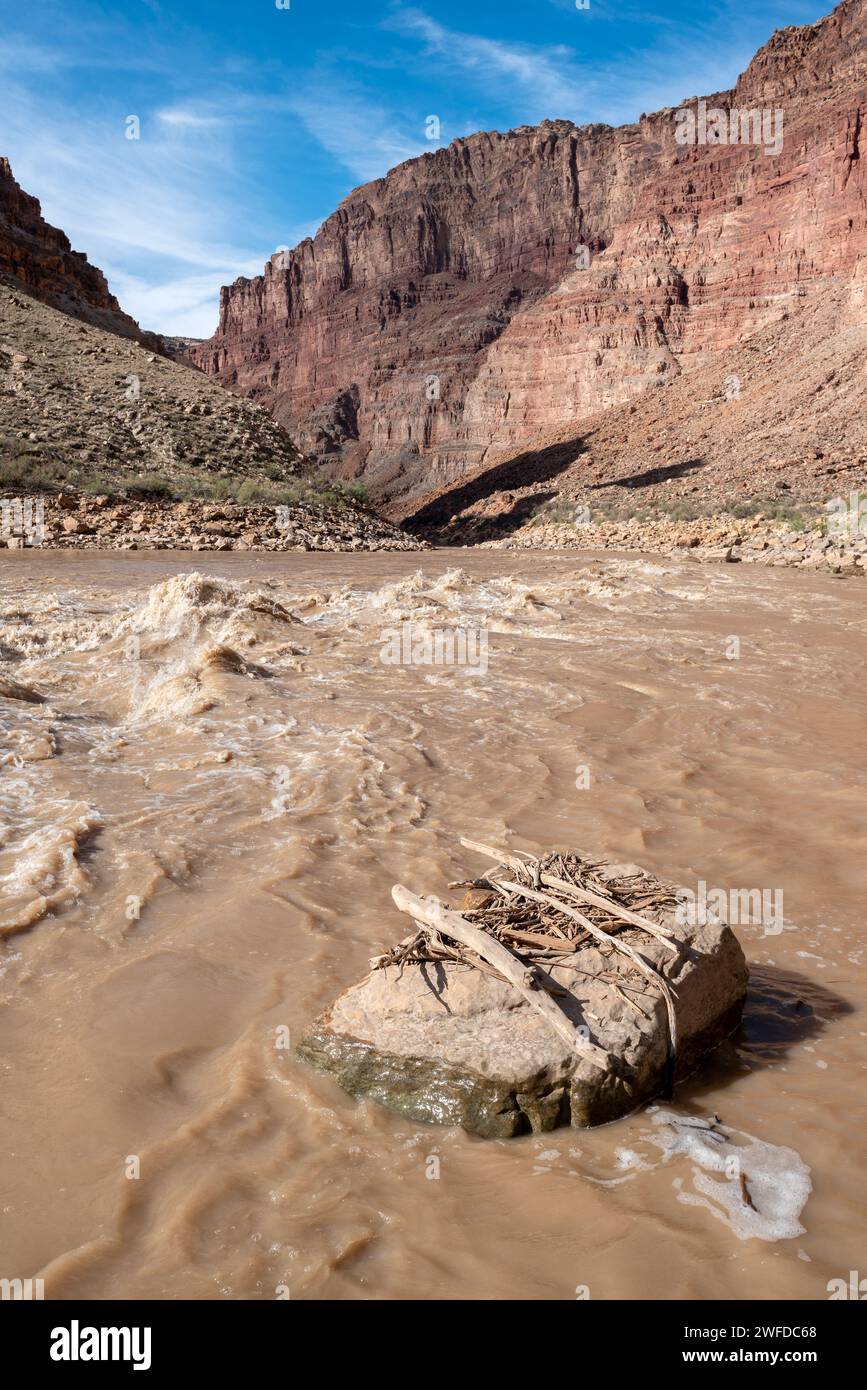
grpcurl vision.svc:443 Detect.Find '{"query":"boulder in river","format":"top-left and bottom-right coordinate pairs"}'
top-left (298, 847), bottom-right (749, 1138)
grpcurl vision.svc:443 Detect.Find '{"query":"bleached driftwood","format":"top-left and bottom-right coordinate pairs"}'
top-left (460, 837), bottom-right (678, 952)
top-left (391, 885), bottom-right (614, 1074)
top-left (489, 876), bottom-right (679, 1060)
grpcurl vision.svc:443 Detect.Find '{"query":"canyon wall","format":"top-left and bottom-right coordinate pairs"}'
top-left (0, 158), bottom-right (161, 349)
top-left (191, 0), bottom-right (867, 505)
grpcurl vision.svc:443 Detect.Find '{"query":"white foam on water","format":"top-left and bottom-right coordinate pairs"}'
top-left (648, 1111), bottom-right (812, 1242)
top-left (615, 1147), bottom-right (653, 1172)
top-left (0, 800), bottom-right (103, 934)
top-left (120, 572), bottom-right (299, 644)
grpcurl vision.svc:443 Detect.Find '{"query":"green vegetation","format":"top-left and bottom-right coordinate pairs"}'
top-left (725, 498), bottom-right (822, 530)
top-left (0, 438), bottom-right (371, 513)
top-left (0, 438), bottom-right (83, 493)
top-left (232, 476), bottom-right (368, 508)
top-left (530, 491), bottom-right (822, 531)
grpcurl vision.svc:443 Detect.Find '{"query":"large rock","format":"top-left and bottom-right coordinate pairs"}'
top-left (298, 866), bottom-right (749, 1137)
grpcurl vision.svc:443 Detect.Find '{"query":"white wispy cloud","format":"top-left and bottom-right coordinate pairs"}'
top-left (103, 268), bottom-right (236, 339)
top-left (156, 106), bottom-right (229, 130)
top-left (0, 40), bottom-right (68, 73)
top-left (287, 82), bottom-right (426, 184)
top-left (1, 43), bottom-right (422, 331)
top-left (383, 3), bottom-right (823, 129)
top-left (1, 77), bottom-right (274, 335)
top-left (386, 8), bottom-right (589, 122)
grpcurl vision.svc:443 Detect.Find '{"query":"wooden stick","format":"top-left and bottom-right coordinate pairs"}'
top-left (500, 927), bottom-right (577, 953)
top-left (490, 876), bottom-right (679, 1060)
top-left (460, 837), bottom-right (677, 952)
top-left (543, 874), bottom-right (678, 951)
top-left (391, 886), bottom-right (614, 1073)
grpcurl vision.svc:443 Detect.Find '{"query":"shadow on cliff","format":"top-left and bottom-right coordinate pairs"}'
top-left (403, 436), bottom-right (586, 535)
top-left (591, 458), bottom-right (706, 490)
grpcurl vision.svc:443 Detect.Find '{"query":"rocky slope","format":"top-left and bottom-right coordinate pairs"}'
top-left (0, 158), bottom-right (161, 349)
top-left (393, 284), bottom-right (867, 536)
top-left (0, 492), bottom-right (425, 553)
top-left (0, 278), bottom-right (312, 497)
top-left (191, 0), bottom-right (867, 511)
top-left (0, 168), bottom-right (421, 551)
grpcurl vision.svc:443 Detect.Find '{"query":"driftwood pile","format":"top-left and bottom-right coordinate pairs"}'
top-left (381, 838), bottom-right (681, 1079)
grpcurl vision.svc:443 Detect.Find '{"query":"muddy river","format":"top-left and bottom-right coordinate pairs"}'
top-left (0, 549), bottom-right (864, 1300)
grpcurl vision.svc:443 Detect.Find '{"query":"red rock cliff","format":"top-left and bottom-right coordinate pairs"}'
top-left (0, 157), bottom-right (161, 349)
top-left (191, 0), bottom-right (867, 504)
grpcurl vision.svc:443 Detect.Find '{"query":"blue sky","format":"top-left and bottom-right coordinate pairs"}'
top-left (0, 0), bottom-right (827, 336)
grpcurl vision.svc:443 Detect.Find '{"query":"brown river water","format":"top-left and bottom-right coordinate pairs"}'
top-left (0, 548), bottom-right (864, 1301)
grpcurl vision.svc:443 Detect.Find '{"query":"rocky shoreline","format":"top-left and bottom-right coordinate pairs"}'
top-left (5, 494), bottom-right (866, 570)
top-left (0, 492), bottom-right (427, 553)
top-left (484, 514), bottom-right (867, 575)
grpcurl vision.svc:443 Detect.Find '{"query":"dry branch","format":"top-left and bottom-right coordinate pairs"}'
top-left (460, 837), bottom-right (677, 952)
top-left (489, 875), bottom-right (679, 1060)
top-left (391, 885), bottom-right (614, 1073)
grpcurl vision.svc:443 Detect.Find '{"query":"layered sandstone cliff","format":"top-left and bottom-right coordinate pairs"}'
top-left (192, 0), bottom-right (867, 506)
top-left (0, 158), bottom-right (161, 349)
